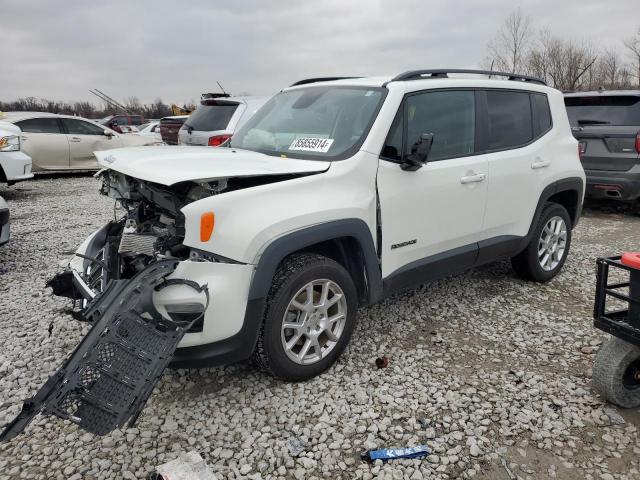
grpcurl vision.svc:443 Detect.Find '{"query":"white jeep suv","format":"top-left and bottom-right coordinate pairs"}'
top-left (62, 69), bottom-right (585, 379)
top-left (1, 70), bottom-right (586, 442)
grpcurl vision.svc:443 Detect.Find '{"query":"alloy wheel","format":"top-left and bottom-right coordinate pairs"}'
top-left (280, 279), bottom-right (347, 365)
top-left (538, 215), bottom-right (567, 271)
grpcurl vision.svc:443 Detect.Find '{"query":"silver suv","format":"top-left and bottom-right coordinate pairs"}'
top-left (178, 93), bottom-right (269, 146)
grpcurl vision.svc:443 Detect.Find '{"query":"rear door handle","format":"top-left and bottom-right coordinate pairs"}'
top-left (69, 137), bottom-right (81, 143)
top-left (460, 173), bottom-right (486, 184)
top-left (531, 160), bottom-right (550, 169)
top-left (20, 136), bottom-right (27, 141)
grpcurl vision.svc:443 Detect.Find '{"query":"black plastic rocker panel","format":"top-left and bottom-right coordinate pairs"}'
top-left (0, 260), bottom-right (208, 442)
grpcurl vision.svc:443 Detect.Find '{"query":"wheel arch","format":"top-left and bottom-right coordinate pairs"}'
top-left (534, 177), bottom-right (584, 230)
top-left (249, 219), bottom-right (382, 306)
top-left (517, 176), bottom-right (584, 254)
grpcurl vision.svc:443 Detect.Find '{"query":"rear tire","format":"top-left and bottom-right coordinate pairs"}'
top-left (593, 337), bottom-right (640, 408)
top-left (253, 253), bottom-right (358, 381)
top-left (512, 203), bottom-right (572, 282)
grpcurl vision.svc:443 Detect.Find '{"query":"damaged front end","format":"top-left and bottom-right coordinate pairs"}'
top-left (51, 170), bottom-right (229, 310)
top-left (1, 171), bottom-right (220, 442)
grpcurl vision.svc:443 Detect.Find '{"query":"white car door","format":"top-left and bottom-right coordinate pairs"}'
top-left (61, 118), bottom-right (121, 169)
top-left (15, 117), bottom-right (70, 171)
top-left (377, 89), bottom-right (488, 289)
top-left (480, 90), bottom-right (554, 242)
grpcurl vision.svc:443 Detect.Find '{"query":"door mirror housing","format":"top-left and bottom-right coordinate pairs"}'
top-left (401, 133), bottom-right (434, 171)
top-left (103, 130), bottom-right (114, 138)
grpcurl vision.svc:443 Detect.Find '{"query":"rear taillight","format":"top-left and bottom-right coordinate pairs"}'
top-left (635, 131), bottom-right (640, 154)
top-left (208, 134), bottom-right (232, 147)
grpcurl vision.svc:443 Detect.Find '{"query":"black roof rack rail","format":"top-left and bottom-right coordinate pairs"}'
top-left (290, 77), bottom-right (362, 87)
top-left (387, 69), bottom-right (546, 86)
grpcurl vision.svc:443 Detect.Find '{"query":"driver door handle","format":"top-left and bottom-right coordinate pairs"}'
top-left (531, 159), bottom-right (550, 169)
top-left (460, 173), bottom-right (486, 184)
top-left (69, 137), bottom-right (81, 143)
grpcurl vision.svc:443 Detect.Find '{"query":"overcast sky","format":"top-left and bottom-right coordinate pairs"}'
top-left (1, 0), bottom-right (638, 105)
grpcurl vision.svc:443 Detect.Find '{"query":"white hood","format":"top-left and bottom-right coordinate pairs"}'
top-left (95, 146), bottom-right (329, 186)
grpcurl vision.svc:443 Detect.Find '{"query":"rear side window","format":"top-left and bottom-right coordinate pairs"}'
top-left (403, 90), bottom-right (475, 161)
top-left (485, 91), bottom-right (533, 150)
top-left (15, 117), bottom-right (62, 134)
top-left (62, 118), bottom-right (105, 135)
top-left (131, 116), bottom-right (143, 125)
top-left (564, 95), bottom-right (640, 126)
top-left (186, 102), bottom-right (239, 131)
top-left (531, 93), bottom-right (552, 136)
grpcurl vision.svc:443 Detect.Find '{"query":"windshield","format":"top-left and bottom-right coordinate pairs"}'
top-left (565, 95), bottom-right (640, 126)
top-left (186, 101), bottom-right (239, 131)
top-left (230, 86), bottom-right (385, 160)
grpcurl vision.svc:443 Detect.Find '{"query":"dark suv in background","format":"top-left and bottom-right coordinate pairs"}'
top-left (564, 91), bottom-right (640, 202)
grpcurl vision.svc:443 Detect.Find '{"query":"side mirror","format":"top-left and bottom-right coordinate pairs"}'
top-left (103, 130), bottom-right (114, 138)
top-left (401, 133), bottom-right (434, 171)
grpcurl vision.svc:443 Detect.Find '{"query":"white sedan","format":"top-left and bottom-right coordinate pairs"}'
top-left (0, 120), bottom-right (33, 185)
top-left (135, 121), bottom-right (162, 142)
top-left (1, 112), bottom-right (161, 172)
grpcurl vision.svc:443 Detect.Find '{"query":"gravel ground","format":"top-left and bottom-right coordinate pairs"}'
top-left (1, 176), bottom-right (639, 480)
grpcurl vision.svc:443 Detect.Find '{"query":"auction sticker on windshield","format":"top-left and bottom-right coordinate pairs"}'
top-left (289, 137), bottom-right (334, 153)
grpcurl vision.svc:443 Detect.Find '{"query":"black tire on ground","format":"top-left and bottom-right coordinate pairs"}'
top-left (253, 253), bottom-right (358, 381)
top-left (593, 337), bottom-right (640, 408)
top-left (511, 202), bottom-right (572, 283)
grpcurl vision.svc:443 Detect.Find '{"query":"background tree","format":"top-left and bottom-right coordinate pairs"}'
top-left (484, 10), bottom-right (637, 91)
top-left (484, 8), bottom-right (533, 72)
top-left (624, 27), bottom-right (640, 87)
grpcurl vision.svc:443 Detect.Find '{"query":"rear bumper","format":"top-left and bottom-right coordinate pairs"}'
top-left (584, 165), bottom-right (640, 201)
top-left (0, 151), bottom-right (33, 184)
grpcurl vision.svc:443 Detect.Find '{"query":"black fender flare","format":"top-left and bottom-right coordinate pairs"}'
top-left (171, 218), bottom-right (382, 368)
top-left (248, 218), bottom-right (382, 302)
top-left (518, 176), bottom-right (584, 252)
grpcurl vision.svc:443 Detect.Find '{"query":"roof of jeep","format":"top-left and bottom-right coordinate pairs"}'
top-left (284, 75), bottom-right (553, 93)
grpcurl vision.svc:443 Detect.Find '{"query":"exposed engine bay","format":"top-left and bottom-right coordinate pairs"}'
top-left (98, 170), bottom-right (229, 275)
top-left (94, 169), bottom-right (310, 283)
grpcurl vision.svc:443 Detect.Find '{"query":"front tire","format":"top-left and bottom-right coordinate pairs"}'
top-left (512, 203), bottom-right (572, 282)
top-left (253, 253), bottom-right (358, 381)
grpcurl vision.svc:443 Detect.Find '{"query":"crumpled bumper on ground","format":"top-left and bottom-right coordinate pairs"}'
top-left (1, 260), bottom-right (210, 442)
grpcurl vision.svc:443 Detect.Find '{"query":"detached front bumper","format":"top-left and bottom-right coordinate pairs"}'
top-left (52, 224), bottom-right (257, 366)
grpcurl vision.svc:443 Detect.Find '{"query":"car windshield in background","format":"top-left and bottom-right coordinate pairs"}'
top-left (230, 86), bottom-right (385, 160)
top-left (565, 95), bottom-right (640, 126)
top-left (186, 101), bottom-right (239, 131)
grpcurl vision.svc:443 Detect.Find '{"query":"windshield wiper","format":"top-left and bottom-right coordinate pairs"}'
top-left (577, 119), bottom-right (611, 125)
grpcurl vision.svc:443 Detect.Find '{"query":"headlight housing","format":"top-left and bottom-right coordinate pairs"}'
top-left (0, 135), bottom-right (20, 152)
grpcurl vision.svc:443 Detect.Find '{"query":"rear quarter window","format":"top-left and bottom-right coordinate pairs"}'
top-left (531, 93), bottom-right (552, 136)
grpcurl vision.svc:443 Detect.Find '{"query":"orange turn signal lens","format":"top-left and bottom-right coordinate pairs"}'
top-left (200, 212), bottom-right (215, 242)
